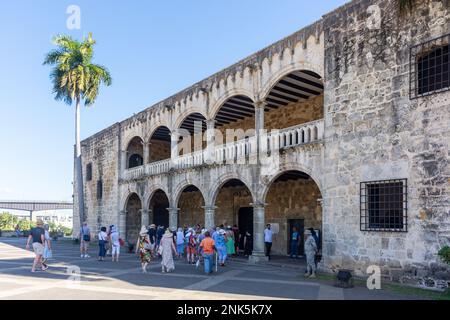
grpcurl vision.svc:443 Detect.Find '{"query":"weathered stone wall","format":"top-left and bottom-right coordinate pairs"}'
top-left (75, 0), bottom-right (450, 290)
top-left (178, 190), bottom-right (205, 227)
top-left (149, 139), bottom-right (170, 162)
top-left (74, 123), bottom-right (120, 239)
top-left (322, 0), bottom-right (450, 288)
top-left (265, 178), bottom-right (322, 255)
top-left (265, 95), bottom-right (324, 131)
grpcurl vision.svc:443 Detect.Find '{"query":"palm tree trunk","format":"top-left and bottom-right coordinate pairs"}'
top-left (74, 97), bottom-right (85, 228)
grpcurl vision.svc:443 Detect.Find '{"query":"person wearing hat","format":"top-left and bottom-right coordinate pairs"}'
top-left (215, 229), bottom-right (228, 267)
top-left (135, 226), bottom-right (152, 273)
top-left (304, 228), bottom-right (318, 278)
top-left (25, 219), bottom-right (48, 272)
top-left (160, 228), bottom-right (177, 273)
top-left (185, 228), bottom-right (197, 264)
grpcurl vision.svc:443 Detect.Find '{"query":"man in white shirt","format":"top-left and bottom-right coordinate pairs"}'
top-left (264, 224), bottom-right (273, 260)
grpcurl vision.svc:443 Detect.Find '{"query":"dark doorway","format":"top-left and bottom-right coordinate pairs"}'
top-left (153, 205), bottom-right (169, 229)
top-left (288, 219), bottom-right (304, 256)
top-left (238, 207), bottom-right (253, 251)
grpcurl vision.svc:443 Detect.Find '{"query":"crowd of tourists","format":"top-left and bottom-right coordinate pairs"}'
top-left (25, 220), bottom-right (321, 278)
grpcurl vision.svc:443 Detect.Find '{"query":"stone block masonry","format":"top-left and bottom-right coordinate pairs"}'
top-left (74, 0), bottom-right (450, 290)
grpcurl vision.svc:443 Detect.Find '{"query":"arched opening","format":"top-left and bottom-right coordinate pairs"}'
top-left (125, 193), bottom-right (142, 242)
top-left (263, 70), bottom-right (324, 146)
top-left (177, 185), bottom-right (205, 228)
top-left (264, 170), bottom-right (322, 256)
top-left (148, 190), bottom-right (170, 229)
top-left (126, 136), bottom-right (144, 169)
top-left (214, 95), bottom-right (255, 146)
top-left (214, 179), bottom-right (253, 252)
top-left (178, 113), bottom-right (206, 156)
top-left (148, 126), bottom-right (171, 163)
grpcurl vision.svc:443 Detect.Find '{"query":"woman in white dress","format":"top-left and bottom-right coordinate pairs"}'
top-left (160, 229), bottom-right (177, 273)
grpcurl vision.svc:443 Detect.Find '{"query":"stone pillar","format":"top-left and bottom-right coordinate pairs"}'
top-left (205, 119), bottom-right (215, 164)
top-left (170, 131), bottom-right (179, 168)
top-left (254, 101), bottom-right (266, 164)
top-left (249, 202), bottom-right (268, 263)
top-left (202, 205), bottom-right (216, 229)
top-left (148, 208), bottom-right (153, 224)
top-left (143, 142), bottom-right (150, 165)
top-left (140, 209), bottom-right (149, 227)
top-left (168, 207), bottom-right (179, 230)
top-left (119, 210), bottom-right (127, 237)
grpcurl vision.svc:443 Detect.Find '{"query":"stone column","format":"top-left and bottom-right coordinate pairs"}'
top-left (140, 209), bottom-right (149, 227)
top-left (249, 202), bottom-right (268, 263)
top-left (170, 131), bottom-right (179, 168)
top-left (202, 205), bottom-right (216, 229)
top-left (205, 119), bottom-right (215, 165)
top-left (119, 210), bottom-right (127, 237)
top-left (143, 142), bottom-right (150, 165)
top-left (254, 101), bottom-right (266, 164)
top-left (168, 207), bottom-right (179, 230)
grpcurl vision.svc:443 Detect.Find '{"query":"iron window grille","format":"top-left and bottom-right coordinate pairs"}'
top-left (410, 33), bottom-right (450, 99)
top-left (360, 179), bottom-right (407, 232)
top-left (86, 163), bottom-right (92, 181)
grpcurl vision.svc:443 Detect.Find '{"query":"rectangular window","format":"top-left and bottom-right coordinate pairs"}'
top-left (410, 33), bottom-right (450, 98)
top-left (96, 180), bottom-right (103, 200)
top-left (86, 163), bottom-right (92, 181)
top-left (360, 179), bottom-right (407, 232)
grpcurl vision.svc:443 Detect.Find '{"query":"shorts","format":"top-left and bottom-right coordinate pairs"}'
top-left (111, 245), bottom-right (120, 255)
top-left (80, 239), bottom-right (89, 250)
top-left (32, 243), bottom-right (44, 256)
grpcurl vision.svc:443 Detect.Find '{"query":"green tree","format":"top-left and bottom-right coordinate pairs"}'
top-left (43, 33), bottom-right (112, 227)
top-left (0, 212), bottom-right (18, 231)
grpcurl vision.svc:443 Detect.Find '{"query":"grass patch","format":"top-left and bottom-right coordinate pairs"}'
top-left (383, 283), bottom-right (450, 300)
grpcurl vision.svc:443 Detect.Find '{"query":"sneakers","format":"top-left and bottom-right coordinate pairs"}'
top-left (85, 254), bottom-right (90, 258)
top-left (81, 254), bottom-right (84, 258)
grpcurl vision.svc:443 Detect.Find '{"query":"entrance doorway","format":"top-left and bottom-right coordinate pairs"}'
top-left (238, 207), bottom-right (253, 251)
top-left (288, 219), bottom-right (304, 256)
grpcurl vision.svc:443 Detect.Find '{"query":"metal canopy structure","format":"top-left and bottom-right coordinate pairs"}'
top-left (0, 200), bottom-right (73, 212)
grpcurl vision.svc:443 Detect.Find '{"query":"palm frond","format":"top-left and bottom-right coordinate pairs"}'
top-left (44, 33), bottom-right (112, 106)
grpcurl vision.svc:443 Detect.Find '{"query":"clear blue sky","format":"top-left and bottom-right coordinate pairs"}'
top-left (0, 0), bottom-right (348, 202)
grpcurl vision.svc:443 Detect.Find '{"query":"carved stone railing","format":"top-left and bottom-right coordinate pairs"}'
top-left (266, 119), bottom-right (324, 151)
top-left (122, 119), bottom-right (324, 180)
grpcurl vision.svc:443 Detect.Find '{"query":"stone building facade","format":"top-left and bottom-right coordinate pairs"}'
top-left (74, 0), bottom-right (450, 289)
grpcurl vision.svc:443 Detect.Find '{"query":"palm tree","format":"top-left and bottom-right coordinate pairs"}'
top-left (43, 33), bottom-right (112, 227)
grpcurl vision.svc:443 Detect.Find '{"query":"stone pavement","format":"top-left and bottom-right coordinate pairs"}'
top-left (0, 238), bottom-right (426, 300)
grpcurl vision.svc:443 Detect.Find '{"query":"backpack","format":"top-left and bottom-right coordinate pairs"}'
top-left (188, 234), bottom-right (196, 248)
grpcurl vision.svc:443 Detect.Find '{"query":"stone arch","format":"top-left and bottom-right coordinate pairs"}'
top-left (259, 63), bottom-right (324, 101)
top-left (207, 173), bottom-right (255, 207)
top-left (209, 89), bottom-right (255, 120)
top-left (259, 162), bottom-right (324, 204)
top-left (173, 180), bottom-right (207, 206)
top-left (260, 166), bottom-right (324, 256)
top-left (125, 136), bottom-right (144, 169)
top-left (147, 125), bottom-right (172, 143)
top-left (174, 182), bottom-right (207, 228)
top-left (124, 192), bottom-right (143, 241)
top-left (147, 187), bottom-right (170, 229)
top-left (174, 108), bottom-right (208, 130)
top-left (120, 187), bottom-right (143, 212)
top-left (144, 183), bottom-right (169, 209)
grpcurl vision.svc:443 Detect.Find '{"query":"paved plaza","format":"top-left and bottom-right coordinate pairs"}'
top-left (0, 238), bottom-right (427, 300)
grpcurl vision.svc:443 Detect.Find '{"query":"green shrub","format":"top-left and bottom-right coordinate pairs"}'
top-left (438, 246), bottom-right (450, 265)
top-left (0, 212), bottom-right (18, 231)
